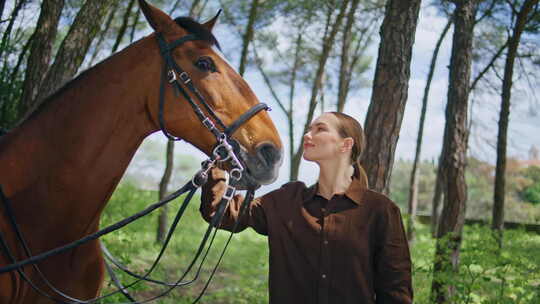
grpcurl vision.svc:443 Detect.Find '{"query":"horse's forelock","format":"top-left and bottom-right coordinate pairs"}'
top-left (174, 17), bottom-right (221, 50)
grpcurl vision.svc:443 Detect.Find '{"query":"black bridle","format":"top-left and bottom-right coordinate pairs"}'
top-left (0, 31), bottom-right (269, 303)
top-left (156, 32), bottom-right (270, 182)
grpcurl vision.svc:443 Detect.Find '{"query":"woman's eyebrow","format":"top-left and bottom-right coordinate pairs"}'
top-left (309, 122), bottom-right (327, 129)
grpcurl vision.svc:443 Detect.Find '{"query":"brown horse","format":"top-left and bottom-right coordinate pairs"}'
top-left (0, 1), bottom-right (282, 303)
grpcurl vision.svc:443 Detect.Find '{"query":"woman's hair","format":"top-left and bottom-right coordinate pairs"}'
top-left (329, 112), bottom-right (369, 188)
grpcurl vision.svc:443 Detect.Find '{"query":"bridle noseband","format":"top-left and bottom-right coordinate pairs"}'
top-left (156, 32), bottom-right (270, 183)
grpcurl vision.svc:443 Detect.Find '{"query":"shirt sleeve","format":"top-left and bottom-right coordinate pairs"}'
top-left (373, 201), bottom-right (413, 304)
top-left (199, 167), bottom-right (270, 235)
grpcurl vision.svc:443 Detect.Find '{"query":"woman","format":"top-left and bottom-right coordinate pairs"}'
top-left (200, 112), bottom-right (412, 303)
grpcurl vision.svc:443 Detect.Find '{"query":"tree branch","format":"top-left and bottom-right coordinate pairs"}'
top-left (470, 39), bottom-right (509, 92)
top-left (505, 0), bottom-right (519, 15)
top-left (251, 43), bottom-right (287, 114)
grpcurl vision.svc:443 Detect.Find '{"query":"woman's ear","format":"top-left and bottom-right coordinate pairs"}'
top-left (342, 138), bottom-right (354, 153)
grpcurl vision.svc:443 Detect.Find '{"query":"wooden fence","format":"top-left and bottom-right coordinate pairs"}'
top-left (415, 214), bottom-right (540, 235)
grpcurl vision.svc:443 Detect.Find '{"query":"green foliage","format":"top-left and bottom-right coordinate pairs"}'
top-left (522, 182), bottom-right (540, 205)
top-left (518, 166), bottom-right (540, 205)
top-left (523, 166), bottom-right (540, 181)
top-left (390, 158), bottom-right (540, 223)
top-left (411, 223), bottom-right (540, 304)
top-left (0, 24), bottom-right (32, 129)
top-left (0, 73), bottom-right (23, 129)
top-left (389, 158), bottom-right (438, 212)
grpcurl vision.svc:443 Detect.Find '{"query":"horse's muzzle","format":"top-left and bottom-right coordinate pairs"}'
top-left (238, 142), bottom-right (282, 189)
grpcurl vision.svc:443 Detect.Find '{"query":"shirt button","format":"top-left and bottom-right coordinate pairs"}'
top-left (323, 240), bottom-right (328, 245)
top-left (321, 274), bottom-right (326, 279)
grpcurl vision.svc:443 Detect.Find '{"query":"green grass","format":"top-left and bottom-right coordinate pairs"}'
top-left (100, 184), bottom-right (269, 303)
top-left (100, 184), bottom-right (540, 303)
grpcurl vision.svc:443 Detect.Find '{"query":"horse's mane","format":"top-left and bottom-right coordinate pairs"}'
top-left (174, 16), bottom-right (221, 50)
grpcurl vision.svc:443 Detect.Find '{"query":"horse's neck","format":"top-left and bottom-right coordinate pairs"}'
top-left (0, 37), bottom-right (159, 240)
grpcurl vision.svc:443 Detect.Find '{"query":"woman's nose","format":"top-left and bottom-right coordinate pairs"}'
top-left (303, 132), bottom-right (311, 140)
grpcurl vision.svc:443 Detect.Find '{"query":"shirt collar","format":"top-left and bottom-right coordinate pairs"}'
top-left (303, 177), bottom-right (366, 205)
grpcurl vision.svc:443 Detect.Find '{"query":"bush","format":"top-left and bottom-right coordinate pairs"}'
top-left (412, 224), bottom-right (540, 303)
top-left (523, 182), bottom-right (540, 205)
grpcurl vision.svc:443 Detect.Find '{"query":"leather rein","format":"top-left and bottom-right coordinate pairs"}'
top-left (0, 32), bottom-right (268, 303)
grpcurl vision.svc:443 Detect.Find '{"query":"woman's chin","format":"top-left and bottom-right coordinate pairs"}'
top-left (302, 153), bottom-right (317, 162)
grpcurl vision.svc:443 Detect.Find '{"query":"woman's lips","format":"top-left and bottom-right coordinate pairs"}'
top-left (303, 142), bottom-right (315, 149)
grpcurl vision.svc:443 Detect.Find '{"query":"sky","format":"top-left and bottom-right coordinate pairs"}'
top-left (123, 2), bottom-right (540, 196)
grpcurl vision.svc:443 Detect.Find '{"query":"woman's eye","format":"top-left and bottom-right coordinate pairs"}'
top-left (195, 56), bottom-right (217, 72)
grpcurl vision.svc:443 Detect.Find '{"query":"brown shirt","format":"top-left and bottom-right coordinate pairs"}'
top-left (200, 169), bottom-right (413, 304)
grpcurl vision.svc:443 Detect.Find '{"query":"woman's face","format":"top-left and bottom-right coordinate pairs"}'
top-left (302, 113), bottom-right (346, 163)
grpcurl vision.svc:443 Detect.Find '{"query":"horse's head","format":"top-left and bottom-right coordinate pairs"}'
top-left (138, 0), bottom-right (282, 187)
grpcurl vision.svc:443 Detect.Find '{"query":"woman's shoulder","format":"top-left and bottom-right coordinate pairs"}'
top-left (362, 189), bottom-right (402, 214)
top-left (277, 180), bottom-right (309, 195)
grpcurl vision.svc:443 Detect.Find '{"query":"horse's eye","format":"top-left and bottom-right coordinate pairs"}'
top-left (195, 56), bottom-right (217, 72)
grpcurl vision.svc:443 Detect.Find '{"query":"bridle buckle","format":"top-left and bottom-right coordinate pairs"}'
top-left (179, 71), bottom-right (191, 84)
top-left (222, 184), bottom-right (236, 201)
top-left (167, 70), bottom-right (177, 83)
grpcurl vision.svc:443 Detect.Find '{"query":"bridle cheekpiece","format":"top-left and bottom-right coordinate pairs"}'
top-left (155, 32), bottom-right (270, 187)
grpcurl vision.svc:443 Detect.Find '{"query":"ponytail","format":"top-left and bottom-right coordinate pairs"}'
top-left (353, 161), bottom-right (369, 188)
top-left (329, 111), bottom-right (368, 188)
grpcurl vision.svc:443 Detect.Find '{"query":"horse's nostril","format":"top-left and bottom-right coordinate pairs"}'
top-left (257, 143), bottom-right (281, 167)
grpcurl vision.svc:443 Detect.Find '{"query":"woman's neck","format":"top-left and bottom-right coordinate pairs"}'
top-left (317, 158), bottom-right (354, 200)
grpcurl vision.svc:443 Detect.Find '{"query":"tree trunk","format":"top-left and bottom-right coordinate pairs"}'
top-left (238, 0), bottom-right (260, 76)
top-left (252, 29), bottom-right (303, 182)
top-left (111, 0), bottom-right (136, 54)
top-left (157, 139), bottom-right (175, 243)
top-left (336, 0), bottom-right (360, 112)
top-left (287, 32), bottom-right (304, 180)
top-left (431, 159), bottom-right (444, 237)
top-left (88, 3), bottom-right (119, 67)
top-left (129, 9), bottom-right (141, 43)
top-left (431, 1), bottom-right (476, 302)
top-left (290, 0), bottom-right (351, 181)
top-left (338, 28), bottom-right (372, 113)
top-left (492, 0), bottom-right (538, 247)
top-left (168, 0), bottom-right (182, 15)
top-left (18, 0), bottom-right (64, 117)
top-left (319, 74), bottom-right (326, 114)
top-left (156, 0), bottom-right (205, 244)
top-left (360, 0), bottom-right (421, 194)
top-left (407, 18), bottom-right (452, 244)
top-left (30, 0), bottom-right (118, 114)
top-left (0, 0), bottom-right (6, 21)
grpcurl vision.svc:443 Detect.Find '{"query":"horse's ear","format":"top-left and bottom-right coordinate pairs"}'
top-left (138, 0), bottom-right (176, 33)
top-left (202, 10), bottom-right (221, 32)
